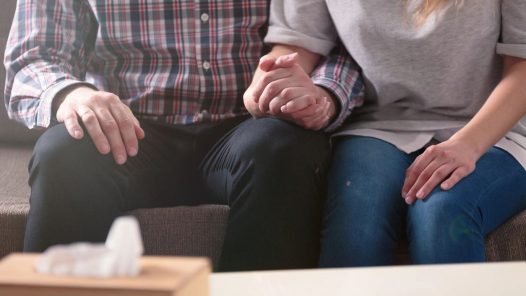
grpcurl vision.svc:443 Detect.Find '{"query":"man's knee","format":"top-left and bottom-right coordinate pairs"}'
top-left (31, 124), bottom-right (100, 174)
top-left (229, 117), bottom-right (329, 166)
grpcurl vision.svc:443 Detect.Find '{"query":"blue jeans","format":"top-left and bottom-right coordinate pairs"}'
top-left (320, 136), bottom-right (526, 267)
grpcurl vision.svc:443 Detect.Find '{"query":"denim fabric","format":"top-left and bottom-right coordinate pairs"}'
top-left (320, 136), bottom-right (526, 267)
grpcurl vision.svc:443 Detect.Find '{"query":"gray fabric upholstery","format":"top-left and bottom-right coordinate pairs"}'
top-left (129, 205), bottom-right (229, 269)
top-left (486, 210), bottom-right (526, 261)
top-left (0, 147), bottom-right (31, 258)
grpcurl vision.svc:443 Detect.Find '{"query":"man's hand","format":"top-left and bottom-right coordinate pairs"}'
top-left (55, 87), bottom-right (145, 165)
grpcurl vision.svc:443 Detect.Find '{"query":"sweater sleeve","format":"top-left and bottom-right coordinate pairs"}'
top-left (497, 0), bottom-right (526, 59)
top-left (264, 0), bottom-right (338, 56)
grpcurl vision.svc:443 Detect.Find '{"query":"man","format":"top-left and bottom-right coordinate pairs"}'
top-left (4, 0), bottom-right (362, 271)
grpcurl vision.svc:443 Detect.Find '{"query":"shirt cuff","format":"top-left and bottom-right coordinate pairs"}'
top-left (265, 26), bottom-right (336, 56)
top-left (312, 76), bottom-right (354, 133)
top-left (36, 79), bottom-right (98, 128)
top-left (496, 43), bottom-right (526, 59)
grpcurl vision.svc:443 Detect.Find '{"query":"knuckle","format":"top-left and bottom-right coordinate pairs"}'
top-left (281, 89), bottom-right (293, 101)
top-left (426, 145), bottom-right (436, 154)
top-left (261, 73), bottom-right (274, 86)
top-left (104, 93), bottom-right (120, 103)
top-left (268, 105), bottom-right (279, 115)
top-left (420, 172), bottom-right (431, 180)
top-left (118, 117), bottom-right (134, 129)
top-left (100, 119), bottom-right (117, 131)
top-left (266, 82), bottom-right (279, 96)
top-left (85, 95), bottom-right (99, 105)
top-left (81, 112), bottom-right (97, 124)
top-left (435, 170), bottom-right (446, 179)
top-left (440, 150), bottom-right (449, 158)
top-left (466, 163), bottom-right (476, 173)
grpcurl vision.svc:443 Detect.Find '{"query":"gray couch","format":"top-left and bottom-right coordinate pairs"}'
top-left (1, 0), bottom-right (526, 270)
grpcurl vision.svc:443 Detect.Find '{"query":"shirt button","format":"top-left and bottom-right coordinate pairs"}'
top-left (202, 60), bottom-right (211, 70)
top-left (200, 13), bottom-right (210, 23)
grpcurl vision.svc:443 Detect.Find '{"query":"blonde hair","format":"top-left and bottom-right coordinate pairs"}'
top-left (413, 0), bottom-right (463, 25)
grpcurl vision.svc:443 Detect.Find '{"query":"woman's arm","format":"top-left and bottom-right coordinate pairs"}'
top-left (403, 56), bottom-right (526, 204)
top-left (452, 57), bottom-right (526, 153)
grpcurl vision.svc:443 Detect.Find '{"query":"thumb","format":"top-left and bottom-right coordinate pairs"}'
top-left (274, 52), bottom-right (298, 68)
top-left (258, 55), bottom-right (276, 72)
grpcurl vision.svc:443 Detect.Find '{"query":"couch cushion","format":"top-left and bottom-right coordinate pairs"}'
top-left (129, 205), bottom-right (229, 269)
top-left (486, 210), bottom-right (526, 261)
top-left (1, 0), bottom-right (42, 144)
top-left (0, 146), bottom-right (32, 257)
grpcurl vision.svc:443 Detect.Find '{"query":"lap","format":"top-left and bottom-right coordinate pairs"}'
top-left (327, 136), bottom-right (414, 208)
top-left (409, 147), bottom-right (526, 234)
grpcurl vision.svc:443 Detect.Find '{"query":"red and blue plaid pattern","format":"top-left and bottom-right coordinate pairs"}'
top-left (4, 0), bottom-right (363, 130)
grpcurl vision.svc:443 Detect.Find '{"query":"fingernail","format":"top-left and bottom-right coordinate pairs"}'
top-left (117, 155), bottom-right (126, 164)
top-left (129, 147), bottom-right (137, 157)
top-left (442, 183), bottom-right (449, 190)
top-left (416, 190), bottom-right (424, 199)
top-left (74, 130), bottom-right (82, 139)
top-left (402, 192), bottom-right (407, 198)
top-left (101, 145), bottom-right (110, 154)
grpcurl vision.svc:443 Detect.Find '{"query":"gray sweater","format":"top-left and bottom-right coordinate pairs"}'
top-left (265, 0), bottom-right (526, 168)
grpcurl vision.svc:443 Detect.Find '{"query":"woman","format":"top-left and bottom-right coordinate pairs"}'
top-left (251, 0), bottom-right (526, 266)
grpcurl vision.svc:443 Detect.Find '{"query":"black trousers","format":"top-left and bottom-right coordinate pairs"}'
top-left (24, 116), bottom-right (330, 271)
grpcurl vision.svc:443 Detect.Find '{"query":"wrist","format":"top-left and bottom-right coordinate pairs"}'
top-left (448, 131), bottom-right (486, 158)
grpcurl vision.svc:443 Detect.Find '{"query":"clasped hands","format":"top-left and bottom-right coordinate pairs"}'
top-left (55, 53), bottom-right (334, 166)
top-left (243, 52), bottom-right (336, 131)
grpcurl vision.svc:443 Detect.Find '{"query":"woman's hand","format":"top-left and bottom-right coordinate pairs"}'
top-left (402, 136), bottom-right (483, 204)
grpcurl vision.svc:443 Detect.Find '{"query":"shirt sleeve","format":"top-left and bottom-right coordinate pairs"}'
top-left (3, 0), bottom-right (97, 129)
top-left (311, 41), bottom-right (365, 132)
top-left (264, 0), bottom-right (338, 56)
top-left (496, 0), bottom-right (526, 59)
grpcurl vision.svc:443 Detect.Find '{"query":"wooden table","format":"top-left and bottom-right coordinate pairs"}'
top-left (210, 262), bottom-right (526, 296)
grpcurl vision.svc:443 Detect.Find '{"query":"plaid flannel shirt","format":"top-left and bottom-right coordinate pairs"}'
top-left (4, 0), bottom-right (363, 131)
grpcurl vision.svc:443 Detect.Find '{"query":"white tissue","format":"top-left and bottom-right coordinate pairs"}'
top-left (35, 216), bottom-right (144, 278)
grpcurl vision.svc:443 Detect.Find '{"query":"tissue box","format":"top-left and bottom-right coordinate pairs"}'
top-left (0, 254), bottom-right (210, 296)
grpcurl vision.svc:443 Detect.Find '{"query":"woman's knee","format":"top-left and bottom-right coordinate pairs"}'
top-left (407, 190), bottom-right (483, 255)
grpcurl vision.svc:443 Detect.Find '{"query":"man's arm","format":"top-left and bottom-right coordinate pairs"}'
top-left (4, 0), bottom-right (96, 129)
top-left (4, 0), bottom-right (144, 165)
top-left (310, 41), bottom-right (365, 132)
